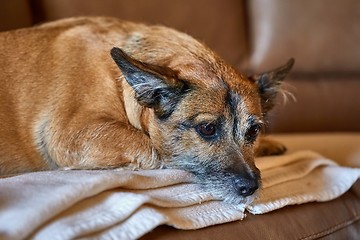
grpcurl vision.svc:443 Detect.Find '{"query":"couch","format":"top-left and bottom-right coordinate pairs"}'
top-left (1, 0), bottom-right (359, 239)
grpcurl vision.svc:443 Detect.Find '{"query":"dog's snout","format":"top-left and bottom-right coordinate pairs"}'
top-left (235, 177), bottom-right (259, 197)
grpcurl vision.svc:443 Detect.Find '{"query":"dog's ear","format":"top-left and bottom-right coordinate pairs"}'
top-left (111, 47), bottom-right (189, 119)
top-left (249, 59), bottom-right (294, 113)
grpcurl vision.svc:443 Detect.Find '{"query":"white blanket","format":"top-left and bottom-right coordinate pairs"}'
top-left (0, 151), bottom-right (359, 240)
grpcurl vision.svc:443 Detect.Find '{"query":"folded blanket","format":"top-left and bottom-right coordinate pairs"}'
top-left (0, 151), bottom-right (359, 240)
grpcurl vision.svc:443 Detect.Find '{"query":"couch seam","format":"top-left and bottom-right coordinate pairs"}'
top-left (299, 215), bottom-right (360, 240)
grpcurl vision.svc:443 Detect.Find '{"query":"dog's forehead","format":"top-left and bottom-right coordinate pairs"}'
top-left (178, 73), bottom-right (261, 120)
top-left (124, 27), bottom-right (261, 115)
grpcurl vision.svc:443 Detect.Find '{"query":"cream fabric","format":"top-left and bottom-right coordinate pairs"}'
top-left (0, 151), bottom-right (359, 240)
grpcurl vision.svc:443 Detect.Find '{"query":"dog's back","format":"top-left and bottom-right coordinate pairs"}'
top-left (0, 21), bottom-right (60, 172)
top-left (0, 18), bottom-right (137, 173)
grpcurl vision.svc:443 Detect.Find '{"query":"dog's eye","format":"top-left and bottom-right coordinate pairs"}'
top-left (196, 123), bottom-right (217, 139)
top-left (245, 124), bottom-right (261, 143)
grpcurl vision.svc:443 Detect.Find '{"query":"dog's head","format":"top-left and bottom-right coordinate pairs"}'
top-left (111, 41), bottom-right (293, 204)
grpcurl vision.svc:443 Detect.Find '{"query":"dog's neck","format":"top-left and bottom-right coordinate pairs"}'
top-left (122, 80), bottom-right (150, 134)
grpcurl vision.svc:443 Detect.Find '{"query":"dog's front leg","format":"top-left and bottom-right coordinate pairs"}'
top-left (46, 119), bottom-right (158, 170)
top-left (255, 136), bottom-right (287, 157)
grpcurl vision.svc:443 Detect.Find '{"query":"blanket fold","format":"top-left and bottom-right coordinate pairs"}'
top-left (1, 151), bottom-right (359, 240)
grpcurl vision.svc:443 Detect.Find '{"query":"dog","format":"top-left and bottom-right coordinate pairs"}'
top-left (0, 17), bottom-right (293, 204)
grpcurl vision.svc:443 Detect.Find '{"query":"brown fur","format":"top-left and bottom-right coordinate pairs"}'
top-left (0, 17), bottom-right (293, 203)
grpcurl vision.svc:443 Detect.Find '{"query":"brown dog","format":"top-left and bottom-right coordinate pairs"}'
top-left (0, 17), bottom-right (293, 203)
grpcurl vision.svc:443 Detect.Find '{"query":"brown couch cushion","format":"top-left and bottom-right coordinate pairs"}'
top-left (246, 0), bottom-right (360, 73)
top-left (0, 0), bottom-right (32, 31)
top-left (267, 76), bottom-right (360, 132)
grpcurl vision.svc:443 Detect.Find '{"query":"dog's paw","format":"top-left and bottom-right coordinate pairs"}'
top-left (255, 137), bottom-right (287, 157)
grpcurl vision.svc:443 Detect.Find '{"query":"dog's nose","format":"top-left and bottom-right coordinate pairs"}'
top-left (235, 177), bottom-right (259, 197)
